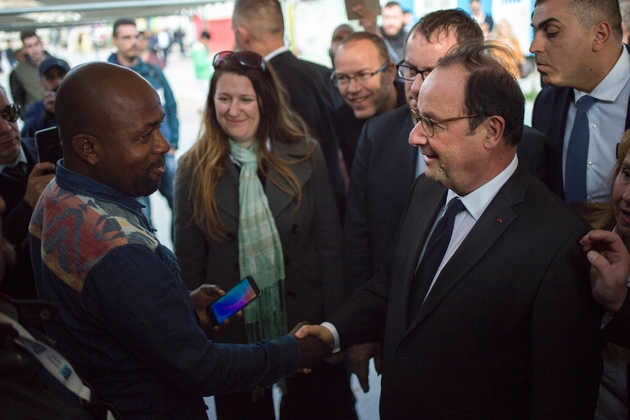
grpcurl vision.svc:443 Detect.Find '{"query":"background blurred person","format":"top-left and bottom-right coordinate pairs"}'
top-left (329, 24), bottom-right (354, 67)
top-left (21, 57), bottom-right (70, 138)
top-left (138, 30), bottom-right (164, 69)
top-left (490, 19), bottom-right (531, 78)
top-left (11, 30), bottom-right (50, 114)
top-left (190, 30), bottom-right (213, 97)
top-left (174, 50), bottom-right (355, 420)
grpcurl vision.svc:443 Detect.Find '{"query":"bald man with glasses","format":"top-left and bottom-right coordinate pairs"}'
top-left (0, 86), bottom-right (55, 299)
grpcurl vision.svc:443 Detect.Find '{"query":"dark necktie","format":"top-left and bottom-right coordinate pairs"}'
top-left (407, 198), bottom-right (466, 325)
top-left (565, 95), bottom-right (596, 203)
top-left (2, 163), bottom-right (27, 185)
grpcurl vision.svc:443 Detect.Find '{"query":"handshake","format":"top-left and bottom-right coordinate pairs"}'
top-left (289, 322), bottom-right (335, 371)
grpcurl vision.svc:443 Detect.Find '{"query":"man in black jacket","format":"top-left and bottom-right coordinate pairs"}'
top-left (0, 85), bottom-right (54, 299)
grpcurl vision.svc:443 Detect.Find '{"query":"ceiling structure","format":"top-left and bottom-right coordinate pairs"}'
top-left (0, 0), bottom-right (220, 31)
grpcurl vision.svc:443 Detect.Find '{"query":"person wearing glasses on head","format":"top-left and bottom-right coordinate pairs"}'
top-left (174, 51), bottom-right (355, 420)
top-left (331, 31), bottom-right (406, 175)
top-left (0, 85), bottom-right (54, 300)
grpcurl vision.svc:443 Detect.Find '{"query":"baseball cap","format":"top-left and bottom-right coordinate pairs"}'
top-left (39, 57), bottom-right (70, 77)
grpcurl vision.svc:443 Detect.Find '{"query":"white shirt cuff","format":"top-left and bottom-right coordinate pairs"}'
top-left (320, 322), bottom-right (340, 353)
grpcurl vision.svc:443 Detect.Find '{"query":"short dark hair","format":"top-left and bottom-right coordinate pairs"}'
top-left (113, 18), bottom-right (136, 38)
top-left (436, 42), bottom-right (524, 147)
top-left (200, 31), bottom-right (211, 40)
top-left (405, 9), bottom-right (483, 51)
top-left (20, 30), bottom-right (38, 43)
top-left (384, 2), bottom-right (403, 10)
top-left (233, 0), bottom-right (284, 39)
top-left (338, 32), bottom-right (390, 65)
top-left (535, 0), bottom-right (622, 41)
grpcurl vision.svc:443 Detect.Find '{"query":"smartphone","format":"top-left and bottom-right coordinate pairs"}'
top-left (208, 275), bottom-right (261, 326)
top-left (35, 126), bottom-right (63, 165)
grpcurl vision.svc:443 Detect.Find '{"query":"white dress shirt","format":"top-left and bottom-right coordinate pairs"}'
top-left (324, 155), bottom-right (519, 351)
top-left (563, 46), bottom-right (630, 203)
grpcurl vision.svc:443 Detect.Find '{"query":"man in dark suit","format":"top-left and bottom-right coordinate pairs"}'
top-left (297, 43), bottom-right (602, 419)
top-left (0, 86), bottom-right (54, 299)
top-left (232, 0), bottom-right (347, 218)
top-left (343, 9), bottom-right (549, 392)
top-left (531, 0), bottom-right (628, 203)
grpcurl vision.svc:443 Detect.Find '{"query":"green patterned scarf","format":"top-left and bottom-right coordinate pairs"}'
top-left (229, 139), bottom-right (287, 344)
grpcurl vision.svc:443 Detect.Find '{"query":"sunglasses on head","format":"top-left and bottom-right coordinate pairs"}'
top-left (213, 50), bottom-right (267, 72)
top-left (1, 104), bottom-right (20, 123)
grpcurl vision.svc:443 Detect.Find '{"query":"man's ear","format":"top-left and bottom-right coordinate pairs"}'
top-left (483, 115), bottom-right (505, 150)
top-left (592, 21), bottom-right (612, 53)
top-left (72, 135), bottom-right (99, 165)
top-left (235, 26), bottom-right (251, 48)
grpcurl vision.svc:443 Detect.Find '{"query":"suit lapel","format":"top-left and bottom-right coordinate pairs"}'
top-left (405, 164), bottom-right (530, 333)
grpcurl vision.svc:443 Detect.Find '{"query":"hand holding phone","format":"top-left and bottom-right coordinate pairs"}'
top-left (207, 275), bottom-right (261, 326)
top-left (35, 126), bottom-right (63, 166)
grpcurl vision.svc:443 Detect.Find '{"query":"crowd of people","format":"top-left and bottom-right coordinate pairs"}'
top-left (4, 0), bottom-right (630, 419)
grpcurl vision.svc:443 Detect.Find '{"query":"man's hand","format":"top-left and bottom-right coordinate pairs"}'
top-left (24, 163), bottom-right (55, 208)
top-left (580, 230), bottom-right (630, 313)
top-left (189, 284), bottom-right (234, 333)
top-left (292, 323), bottom-right (333, 370)
top-left (352, 5), bottom-right (379, 34)
top-left (348, 342), bottom-right (382, 393)
top-left (43, 91), bottom-right (56, 113)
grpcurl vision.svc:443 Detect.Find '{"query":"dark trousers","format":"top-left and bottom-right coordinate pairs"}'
top-left (215, 362), bottom-right (357, 420)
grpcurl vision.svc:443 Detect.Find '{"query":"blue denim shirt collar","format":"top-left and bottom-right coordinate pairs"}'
top-left (55, 160), bottom-right (147, 219)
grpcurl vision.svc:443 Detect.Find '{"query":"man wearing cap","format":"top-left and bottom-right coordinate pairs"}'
top-left (21, 57), bottom-right (70, 138)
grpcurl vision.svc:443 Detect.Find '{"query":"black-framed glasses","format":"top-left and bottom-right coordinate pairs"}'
top-left (330, 62), bottom-right (390, 87)
top-left (1, 104), bottom-right (20, 123)
top-left (396, 61), bottom-right (433, 82)
top-left (410, 108), bottom-right (484, 138)
top-left (213, 50), bottom-right (267, 72)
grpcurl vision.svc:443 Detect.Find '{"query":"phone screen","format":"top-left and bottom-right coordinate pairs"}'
top-left (210, 276), bottom-right (260, 325)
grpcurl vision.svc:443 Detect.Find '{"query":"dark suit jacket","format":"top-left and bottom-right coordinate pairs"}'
top-left (268, 51), bottom-right (346, 217)
top-left (333, 163), bottom-right (602, 419)
top-left (1, 139), bottom-right (38, 299)
top-left (343, 104), bottom-right (549, 297)
top-left (333, 80), bottom-right (406, 174)
top-left (174, 138), bottom-right (343, 344)
top-left (531, 47), bottom-right (630, 200)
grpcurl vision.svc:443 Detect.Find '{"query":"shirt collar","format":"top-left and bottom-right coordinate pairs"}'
top-left (264, 45), bottom-right (290, 62)
top-left (574, 45), bottom-right (630, 103)
top-left (446, 154), bottom-right (519, 221)
top-left (0, 146), bottom-right (27, 173)
top-left (55, 161), bottom-right (145, 214)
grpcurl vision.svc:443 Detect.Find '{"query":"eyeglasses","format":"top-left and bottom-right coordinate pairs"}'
top-left (331, 62), bottom-right (390, 87)
top-left (410, 108), bottom-right (484, 138)
top-left (1, 104), bottom-right (20, 123)
top-left (213, 50), bottom-right (267, 72)
top-left (396, 61), bottom-right (432, 82)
